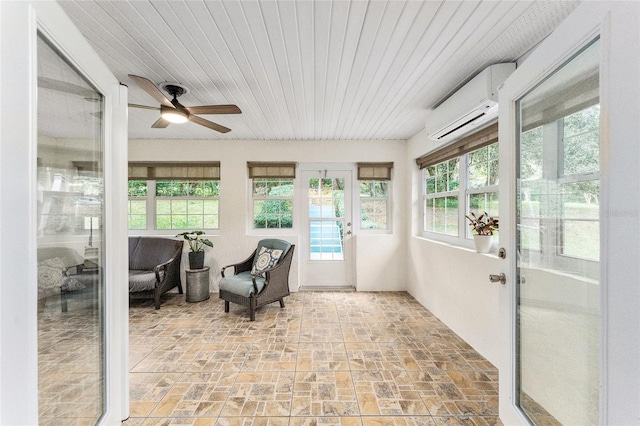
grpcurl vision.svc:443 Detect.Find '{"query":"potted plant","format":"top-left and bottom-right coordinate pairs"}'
top-left (175, 230), bottom-right (213, 269)
top-left (465, 212), bottom-right (499, 253)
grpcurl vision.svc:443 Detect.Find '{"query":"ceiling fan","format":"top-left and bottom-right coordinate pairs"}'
top-left (127, 74), bottom-right (241, 133)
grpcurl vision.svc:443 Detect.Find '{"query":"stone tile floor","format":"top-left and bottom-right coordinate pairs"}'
top-left (124, 291), bottom-right (500, 425)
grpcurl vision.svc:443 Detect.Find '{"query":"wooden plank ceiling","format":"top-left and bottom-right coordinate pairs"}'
top-left (56, 0), bottom-right (580, 140)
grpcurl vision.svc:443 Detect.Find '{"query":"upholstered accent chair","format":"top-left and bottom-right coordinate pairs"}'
top-left (128, 236), bottom-right (184, 309)
top-left (219, 239), bottom-right (295, 321)
top-left (37, 246), bottom-right (100, 312)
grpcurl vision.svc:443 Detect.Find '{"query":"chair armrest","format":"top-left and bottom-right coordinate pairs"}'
top-left (221, 249), bottom-right (257, 277)
top-left (63, 263), bottom-right (87, 276)
top-left (152, 246), bottom-right (182, 283)
top-left (250, 245), bottom-right (295, 293)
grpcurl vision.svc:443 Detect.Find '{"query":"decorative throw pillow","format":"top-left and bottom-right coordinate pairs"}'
top-left (251, 247), bottom-right (283, 276)
top-left (37, 257), bottom-right (85, 294)
top-left (37, 257), bottom-right (67, 292)
top-left (61, 275), bottom-right (85, 292)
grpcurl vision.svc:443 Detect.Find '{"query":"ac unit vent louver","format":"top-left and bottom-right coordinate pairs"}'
top-left (425, 63), bottom-right (515, 142)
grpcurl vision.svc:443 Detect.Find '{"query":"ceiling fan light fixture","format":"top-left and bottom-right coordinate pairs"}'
top-left (161, 105), bottom-right (189, 123)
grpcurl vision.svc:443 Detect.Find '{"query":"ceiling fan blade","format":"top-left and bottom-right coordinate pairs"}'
top-left (185, 105), bottom-right (242, 115)
top-left (128, 74), bottom-right (173, 107)
top-left (128, 103), bottom-right (160, 111)
top-left (151, 117), bottom-right (171, 128)
top-left (38, 77), bottom-right (97, 98)
top-left (189, 115), bottom-right (231, 133)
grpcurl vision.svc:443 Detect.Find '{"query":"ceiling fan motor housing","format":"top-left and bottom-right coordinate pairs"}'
top-left (160, 82), bottom-right (188, 99)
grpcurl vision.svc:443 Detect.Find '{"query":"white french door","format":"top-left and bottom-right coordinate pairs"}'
top-left (513, 39), bottom-right (601, 425)
top-left (300, 168), bottom-right (354, 288)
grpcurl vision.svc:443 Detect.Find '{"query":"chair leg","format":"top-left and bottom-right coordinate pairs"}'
top-left (154, 290), bottom-right (161, 310)
top-left (279, 299), bottom-right (285, 308)
top-left (61, 291), bottom-right (68, 312)
top-left (249, 297), bottom-right (257, 321)
top-left (177, 282), bottom-right (184, 294)
top-left (224, 300), bottom-right (230, 313)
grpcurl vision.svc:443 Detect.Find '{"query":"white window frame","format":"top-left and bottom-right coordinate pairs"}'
top-left (422, 158), bottom-right (461, 239)
top-left (466, 144), bottom-right (499, 238)
top-left (421, 142), bottom-right (500, 250)
top-left (127, 179), bottom-right (148, 230)
top-left (127, 179), bottom-right (221, 234)
top-left (359, 179), bottom-right (392, 233)
top-left (249, 177), bottom-right (295, 231)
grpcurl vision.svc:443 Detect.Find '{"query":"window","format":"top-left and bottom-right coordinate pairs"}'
top-left (559, 106), bottom-right (599, 260)
top-left (156, 180), bottom-right (220, 230)
top-left (128, 162), bottom-right (220, 231)
top-left (424, 158), bottom-right (459, 236)
top-left (360, 181), bottom-right (389, 229)
top-left (467, 143), bottom-right (499, 237)
top-left (127, 180), bottom-right (147, 229)
top-left (358, 162), bottom-right (392, 230)
top-left (519, 126), bottom-right (543, 251)
top-left (417, 123), bottom-right (499, 243)
top-left (518, 105), bottom-right (600, 261)
top-left (252, 178), bottom-right (294, 228)
top-left (248, 162), bottom-right (296, 230)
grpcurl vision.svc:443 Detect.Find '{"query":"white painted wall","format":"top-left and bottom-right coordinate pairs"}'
top-left (405, 129), bottom-right (506, 366)
top-left (129, 138), bottom-right (407, 292)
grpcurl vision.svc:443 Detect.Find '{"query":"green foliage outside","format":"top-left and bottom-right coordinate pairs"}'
top-left (156, 180), bottom-right (220, 197)
top-left (518, 105), bottom-right (601, 261)
top-left (468, 144), bottom-right (499, 188)
top-left (253, 180), bottom-right (294, 228)
top-left (128, 180), bottom-right (147, 197)
top-left (425, 158), bottom-right (459, 194)
top-left (359, 180), bottom-right (388, 229)
top-left (128, 199), bottom-right (146, 229)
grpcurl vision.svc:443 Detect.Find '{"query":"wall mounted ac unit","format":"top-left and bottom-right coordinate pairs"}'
top-left (425, 63), bottom-right (516, 142)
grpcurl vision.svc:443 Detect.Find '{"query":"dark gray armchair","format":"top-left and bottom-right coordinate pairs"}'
top-left (37, 246), bottom-right (99, 312)
top-left (128, 237), bottom-right (184, 309)
top-left (219, 239), bottom-right (295, 321)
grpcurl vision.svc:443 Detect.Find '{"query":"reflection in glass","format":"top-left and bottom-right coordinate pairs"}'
top-left (516, 39), bottom-right (600, 425)
top-left (308, 178), bottom-right (345, 260)
top-left (36, 34), bottom-right (104, 423)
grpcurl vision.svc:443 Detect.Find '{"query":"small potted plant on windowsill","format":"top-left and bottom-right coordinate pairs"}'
top-left (466, 212), bottom-right (499, 253)
top-left (175, 231), bottom-right (213, 269)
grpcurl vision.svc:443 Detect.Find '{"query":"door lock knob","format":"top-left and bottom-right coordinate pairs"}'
top-left (489, 273), bottom-right (506, 285)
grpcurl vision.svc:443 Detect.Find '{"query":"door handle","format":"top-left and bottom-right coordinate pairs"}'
top-left (489, 273), bottom-right (506, 285)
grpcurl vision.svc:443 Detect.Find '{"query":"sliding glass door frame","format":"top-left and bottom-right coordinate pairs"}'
top-left (497, 2), bottom-right (640, 425)
top-left (0, 2), bottom-right (129, 423)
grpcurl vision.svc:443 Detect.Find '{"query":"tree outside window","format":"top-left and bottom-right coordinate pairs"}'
top-left (360, 180), bottom-right (388, 230)
top-left (252, 178), bottom-right (294, 229)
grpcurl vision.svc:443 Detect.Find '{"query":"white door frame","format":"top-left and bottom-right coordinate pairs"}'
top-left (298, 163), bottom-right (356, 289)
top-left (0, 2), bottom-right (129, 424)
top-left (497, 2), bottom-right (640, 425)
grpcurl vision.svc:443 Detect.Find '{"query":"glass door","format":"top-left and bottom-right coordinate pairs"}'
top-left (36, 34), bottom-right (105, 423)
top-left (515, 39), bottom-right (601, 425)
top-left (302, 169), bottom-right (353, 288)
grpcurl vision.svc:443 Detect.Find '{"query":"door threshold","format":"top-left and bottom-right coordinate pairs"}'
top-left (298, 286), bottom-right (355, 292)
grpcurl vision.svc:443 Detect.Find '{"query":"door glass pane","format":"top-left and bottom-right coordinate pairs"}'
top-left (308, 177), bottom-right (345, 260)
top-left (516, 39), bottom-right (600, 425)
top-left (37, 33), bottom-right (105, 423)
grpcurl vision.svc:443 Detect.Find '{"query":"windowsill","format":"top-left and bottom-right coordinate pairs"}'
top-left (412, 234), bottom-right (502, 259)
